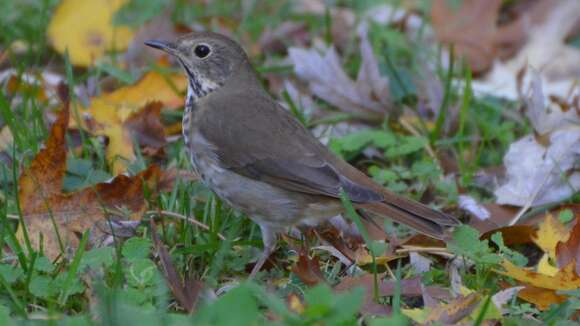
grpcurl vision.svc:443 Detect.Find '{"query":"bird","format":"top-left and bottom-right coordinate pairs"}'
top-left (145, 32), bottom-right (460, 277)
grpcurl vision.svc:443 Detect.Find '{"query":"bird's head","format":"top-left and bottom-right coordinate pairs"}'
top-left (145, 32), bottom-right (250, 99)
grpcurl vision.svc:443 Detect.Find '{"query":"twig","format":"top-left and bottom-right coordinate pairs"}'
top-left (145, 210), bottom-right (226, 241)
top-left (396, 246), bottom-right (455, 259)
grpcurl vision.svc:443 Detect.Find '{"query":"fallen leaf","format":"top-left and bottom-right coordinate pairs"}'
top-left (291, 252), bottom-right (326, 286)
top-left (47, 0), bottom-right (134, 66)
top-left (533, 214), bottom-right (569, 260)
top-left (471, 0), bottom-right (580, 100)
top-left (77, 71), bottom-right (186, 173)
top-left (525, 72), bottom-right (580, 136)
top-left (335, 274), bottom-right (450, 301)
top-left (506, 0), bottom-right (580, 82)
top-left (288, 26), bottom-right (390, 121)
top-left (495, 74), bottom-right (580, 207)
top-left (499, 260), bottom-right (580, 291)
top-left (18, 87), bottom-right (162, 260)
top-left (431, 0), bottom-right (502, 74)
top-left (354, 247), bottom-right (400, 267)
top-left (491, 286), bottom-right (524, 312)
top-left (124, 101), bottom-right (166, 149)
top-left (537, 254), bottom-right (559, 277)
top-left (468, 203), bottom-right (520, 233)
top-left (480, 225), bottom-right (536, 246)
top-left (400, 233), bottom-right (446, 249)
top-left (494, 131), bottom-right (580, 208)
top-left (556, 216), bottom-right (580, 274)
top-left (517, 285), bottom-right (567, 311)
top-left (431, 0), bottom-right (561, 75)
top-left (424, 293), bottom-right (481, 325)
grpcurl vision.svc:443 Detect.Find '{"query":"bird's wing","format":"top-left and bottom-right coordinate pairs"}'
top-left (197, 90), bottom-right (383, 203)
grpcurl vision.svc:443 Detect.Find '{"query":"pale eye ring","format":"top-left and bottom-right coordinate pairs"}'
top-left (194, 44), bottom-right (211, 58)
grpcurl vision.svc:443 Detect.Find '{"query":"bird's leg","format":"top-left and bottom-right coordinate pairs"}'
top-left (249, 224), bottom-right (277, 279)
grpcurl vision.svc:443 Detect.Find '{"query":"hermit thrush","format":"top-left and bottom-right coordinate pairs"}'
top-left (145, 32), bottom-right (460, 277)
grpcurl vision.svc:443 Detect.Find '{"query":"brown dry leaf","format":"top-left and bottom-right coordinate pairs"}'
top-left (124, 101), bottom-right (167, 150)
top-left (556, 216), bottom-right (580, 274)
top-left (424, 292), bottom-right (481, 325)
top-left (533, 214), bottom-right (570, 260)
top-left (47, 0), bottom-right (134, 66)
top-left (76, 71), bottom-right (186, 173)
top-left (336, 274), bottom-right (450, 317)
top-left (400, 233), bottom-right (446, 249)
top-left (517, 286), bottom-right (567, 311)
top-left (291, 252), bottom-right (326, 286)
top-left (431, 0), bottom-right (502, 74)
top-left (499, 260), bottom-right (580, 291)
top-left (18, 91), bottom-right (161, 260)
top-left (480, 225), bottom-right (536, 246)
top-left (431, 0), bottom-right (556, 74)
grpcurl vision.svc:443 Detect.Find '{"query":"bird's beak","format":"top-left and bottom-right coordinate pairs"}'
top-left (144, 40), bottom-right (178, 55)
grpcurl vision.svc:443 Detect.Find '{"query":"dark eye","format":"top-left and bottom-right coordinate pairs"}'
top-left (194, 44), bottom-right (211, 58)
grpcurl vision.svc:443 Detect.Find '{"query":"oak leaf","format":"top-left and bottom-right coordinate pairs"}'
top-left (18, 91), bottom-right (161, 260)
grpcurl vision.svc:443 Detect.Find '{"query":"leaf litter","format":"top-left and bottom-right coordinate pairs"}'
top-left (17, 84), bottom-right (163, 260)
top-left (1, 0), bottom-right (580, 324)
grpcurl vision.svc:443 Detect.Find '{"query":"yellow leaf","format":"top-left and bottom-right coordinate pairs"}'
top-left (288, 294), bottom-right (304, 314)
top-left (402, 308), bottom-right (430, 324)
top-left (499, 259), bottom-right (580, 291)
top-left (533, 213), bottom-right (569, 260)
top-left (537, 254), bottom-right (559, 277)
top-left (89, 71), bottom-right (187, 111)
top-left (100, 124), bottom-right (134, 174)
top-left (459, 286), bottom-right (474, 296)
top-left (518, 286), bottom-right (567, 311)
top-left (354, 247), bottom-right (401, 266)
top-left (74, 71), bottom-right (187, 173)
top-left (47, 0), bottom-right (134, 66)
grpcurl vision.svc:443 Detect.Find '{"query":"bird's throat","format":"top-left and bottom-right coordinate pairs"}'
top-left (178, 58), bottom-right (219, 101)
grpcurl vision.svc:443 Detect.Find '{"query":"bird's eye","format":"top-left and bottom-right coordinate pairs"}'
top-left (194, 44), bottom-right (211, 58)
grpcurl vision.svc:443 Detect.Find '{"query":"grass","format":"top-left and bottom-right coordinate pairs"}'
top-left (1, 0), bottom-right (579, 325)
